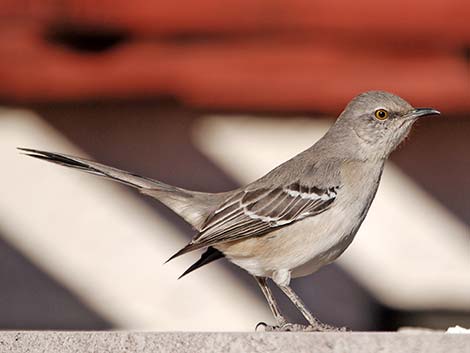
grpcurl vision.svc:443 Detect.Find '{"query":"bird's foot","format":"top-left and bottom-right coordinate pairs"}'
top-left (256, 321), bottom-right (350, 332)
top-left (313, 322), bottom-right (350, 332)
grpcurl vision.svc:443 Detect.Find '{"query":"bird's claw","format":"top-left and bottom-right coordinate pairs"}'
top-left (315, 323), bottom-right (350, 332)
top-left (255, 322), bottom-right (269, 331)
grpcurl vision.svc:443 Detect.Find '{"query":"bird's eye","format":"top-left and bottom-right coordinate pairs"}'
top-left (374, 109), bottom-right (389, 121)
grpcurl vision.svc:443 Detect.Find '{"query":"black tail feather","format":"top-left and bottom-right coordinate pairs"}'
top-left (178, 247), bottom-right (224, 279)
top-left (18, 147), bottom-right (103, 174)
top-left (18, 147), bottom-right (142, 188)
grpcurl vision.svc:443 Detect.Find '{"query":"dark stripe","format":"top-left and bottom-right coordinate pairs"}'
top-left (248, 188), bottom-right (283, 212)
top-left (288, 182), bottom-right (301, 192)
top-left (257, 191), bottom-right (289, 215)
top-left (279, 197), bottom-right (306, 221)
top-left (311, 186), bottom-right (325, 194)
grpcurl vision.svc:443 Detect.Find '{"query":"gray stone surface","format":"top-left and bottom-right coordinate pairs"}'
top-left (0, 331), bottom-right (468, 353)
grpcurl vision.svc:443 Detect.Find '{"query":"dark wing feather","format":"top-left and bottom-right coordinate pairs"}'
top-left (168, 182), bottom-right (339, 259)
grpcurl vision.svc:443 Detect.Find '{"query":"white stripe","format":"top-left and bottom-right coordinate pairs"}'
top-left (243, 209), bottom-right (292, 226)
top-left (214, 199), bottom-right (238, 214)
top-left (284, 188), bottom-right (333, 201)
top-left (244, 209), bottom-right (279, 222)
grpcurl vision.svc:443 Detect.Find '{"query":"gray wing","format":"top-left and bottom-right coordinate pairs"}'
top-left (168, 182), bottom-right (339, 259)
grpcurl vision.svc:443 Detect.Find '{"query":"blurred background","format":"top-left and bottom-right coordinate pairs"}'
top-left (0, 0), bottom-right (469, 331)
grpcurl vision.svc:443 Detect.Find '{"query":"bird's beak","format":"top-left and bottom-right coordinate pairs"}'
top-left (407, 108), bottom-right (441, 119)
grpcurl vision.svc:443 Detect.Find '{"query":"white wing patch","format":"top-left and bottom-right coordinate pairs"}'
top-left (283, 188), bottom-right (336, 201)
top-left (243, 209), bottom-right (292, 226)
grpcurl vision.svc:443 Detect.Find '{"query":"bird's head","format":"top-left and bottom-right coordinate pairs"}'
top-left (335, 91), bottom-right (440, 160)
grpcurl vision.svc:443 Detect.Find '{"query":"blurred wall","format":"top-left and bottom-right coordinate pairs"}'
top-left (0, 0), bottom-right (469, 111)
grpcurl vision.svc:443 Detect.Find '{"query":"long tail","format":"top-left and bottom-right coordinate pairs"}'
top-left (18, 147), bottom-right (223, 231)
top-left (19, 147), bottom-right (176, 188)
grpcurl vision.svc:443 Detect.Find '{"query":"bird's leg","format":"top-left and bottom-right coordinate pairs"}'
top-left (277, 284), bottom-right (322, 329)
top-left (277, 283), bottom-right (348, 332)
top-left (254, 276), bottom-right (288, 327)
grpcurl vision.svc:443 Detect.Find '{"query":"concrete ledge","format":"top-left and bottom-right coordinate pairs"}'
top-left (0, 331), bottom-right (468, 353)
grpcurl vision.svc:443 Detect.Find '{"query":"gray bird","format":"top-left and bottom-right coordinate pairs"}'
top-left (19, 91), bottom-right (440, 332)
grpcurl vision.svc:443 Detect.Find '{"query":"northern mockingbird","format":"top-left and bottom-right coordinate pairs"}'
top-left (19, 91), bottom-right (440, 332)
